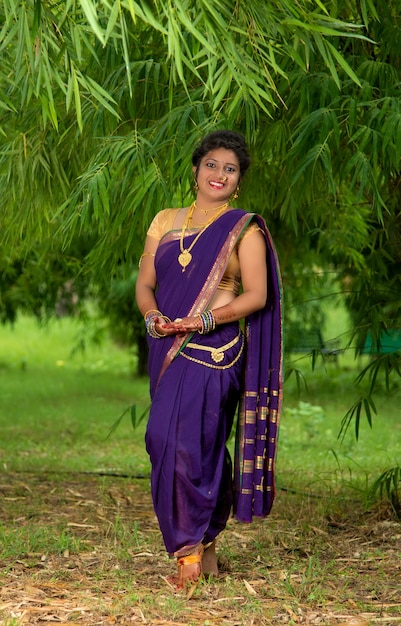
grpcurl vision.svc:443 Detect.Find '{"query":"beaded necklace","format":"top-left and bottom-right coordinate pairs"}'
top-left (178, 201), bottom-right (229, 272)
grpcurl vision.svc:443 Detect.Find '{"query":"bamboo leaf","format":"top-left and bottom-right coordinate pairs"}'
top-left (32, 0), bottom-right (41, 38)
top-left (355, 402), bottom-right (361, 440)
top-left (104, 0), bottom-right (120, 43)
top-left (120, 11), bottom-right (133, 96)
top-left (78, 0), bottom-right (106, 44)
top-left (80, 75), bottom-right (120, 118)
top-left (106, 405), bottom-right (131, 439)
top-left (127, 1), bottom-right (167, 33)
top-left (66, 71), bottom-right (74, 111)
top-left (122, 0), bottom-right (137, 23)
top-left (130, 404), bottom-right (137, 430)
top-left (313, 34), bottom-right (340, 89)
top-left (325, 40), bottom-right (362, 87)
top-left (314, 0), bottom-right (329, 14)
top-left (359, 0), bottom-right (380, 26)
top-left (171, 0), bottom-right (220, 56)
top-left (71, 62), bottom-right (83, 132)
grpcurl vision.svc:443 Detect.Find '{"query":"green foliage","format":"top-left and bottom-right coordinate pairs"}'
top-left (284, 401), bottom-right (325, 440)
top-left (0, 241), bottom-right (88, 324)
top-left (339, 394), bottom-right (377, 441)
top-left (0, 0), bottom-right (374, 262)
top-left (107, 401), bottom-right (150, 440)
top-left (338, 351), bottom-right (401, 439)
top-left (369, 466), bottom-right (401, 518)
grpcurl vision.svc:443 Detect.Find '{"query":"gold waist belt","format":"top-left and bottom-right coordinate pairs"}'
top-left (181, 332), bottom-right (243, 369)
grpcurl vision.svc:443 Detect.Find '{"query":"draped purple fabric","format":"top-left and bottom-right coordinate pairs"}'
top-left (233, 219), bottom-right (283, 522)
top-left (145, 210), bottom-right (283, 554)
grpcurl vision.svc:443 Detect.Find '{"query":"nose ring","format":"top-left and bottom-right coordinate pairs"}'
top-left (222, 176), bottom-right (227, 182)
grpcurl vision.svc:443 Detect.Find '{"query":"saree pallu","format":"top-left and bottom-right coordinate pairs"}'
top-left (145, 210), bottom-right (283, 555)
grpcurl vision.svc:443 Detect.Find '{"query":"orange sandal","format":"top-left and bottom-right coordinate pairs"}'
top-left (177, 552), bottom-right (202, 586)
top-left (168, 546), bottom-right (204, 589)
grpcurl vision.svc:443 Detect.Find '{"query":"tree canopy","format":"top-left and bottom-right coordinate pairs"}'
top-left (1, 0), bottom-right (378, 261)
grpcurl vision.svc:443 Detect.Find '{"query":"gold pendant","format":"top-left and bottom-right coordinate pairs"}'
top-left (211, 349), bottom-right (224, 363)
top-left (178, 249), bottom-right (192, 272)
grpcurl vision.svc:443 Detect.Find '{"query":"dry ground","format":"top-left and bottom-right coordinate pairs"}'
top-left (1, 473), bottom-right (400, 626)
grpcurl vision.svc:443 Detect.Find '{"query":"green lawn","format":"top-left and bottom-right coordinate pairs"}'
top-left (0, 315), bottom-right (150, 475)
top-left (0, 314), bottom-right (400, 498)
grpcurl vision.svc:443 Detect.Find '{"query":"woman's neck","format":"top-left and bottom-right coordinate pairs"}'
top-left (191, 198), bottom-right (230, 225)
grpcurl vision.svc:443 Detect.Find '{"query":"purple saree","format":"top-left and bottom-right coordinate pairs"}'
top-left (145, 210), bottom-right (283, 555)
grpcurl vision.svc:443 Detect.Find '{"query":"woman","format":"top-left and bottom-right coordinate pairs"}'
top-left (135, 130), bottom-right (282, 587)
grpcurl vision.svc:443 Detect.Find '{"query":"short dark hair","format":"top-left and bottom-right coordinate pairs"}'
top-left (192, 130), bottom-right (251, 178)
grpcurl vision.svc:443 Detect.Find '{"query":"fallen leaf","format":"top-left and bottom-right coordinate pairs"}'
top-left (336, 621), bottom-right (369, 626)
top-left (243, 579), bottom-right (257, 595)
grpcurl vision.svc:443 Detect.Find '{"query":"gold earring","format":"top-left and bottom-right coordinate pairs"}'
top-left (194, 180), bottom-right (199, 192)
top-left (232, 186), bottom-right (240, 199)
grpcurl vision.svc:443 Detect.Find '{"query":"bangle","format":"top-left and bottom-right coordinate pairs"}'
top-left (146, 316), bottom-right (163, 338)
top-left (146, 317), bottom-right (163, 338)
top-left (138, 252), bottom-right (155, 268)
top-left (145, 313), bottom-right (172, 338)
top-left (198, 310), bottom-right (216, 334)
top-left (144, 309), bottom-right (162, 321)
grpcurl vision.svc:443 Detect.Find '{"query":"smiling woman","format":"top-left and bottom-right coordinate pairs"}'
top-left (194, 147), bottom-right (240, 205)
top-left (135, 130), bottom-right (283, 588)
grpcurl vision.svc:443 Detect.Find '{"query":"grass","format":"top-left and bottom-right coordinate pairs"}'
top-left (1, 472), bottom-right (400, 624)
top-left (0, 314), bottom-right (401, 625)
top-left (1, 313), bottom-right (400, 491)
top-left (281, 359), bottom-right (401, 489)
top-left (281, 295), bottom-right (401, 494)
top-left (0, 315), bottom-right (150, 475)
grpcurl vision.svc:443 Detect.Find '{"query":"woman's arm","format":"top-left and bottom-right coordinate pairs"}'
top-left (135, 235), bottom-right (159, 316)
top-left (213, 228), bottom-right (267, 323)
top-left (136, 234), bottom-right (182, 337)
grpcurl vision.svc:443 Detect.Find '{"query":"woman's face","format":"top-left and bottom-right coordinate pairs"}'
top-left (193, 147), bottom-right (240, 204)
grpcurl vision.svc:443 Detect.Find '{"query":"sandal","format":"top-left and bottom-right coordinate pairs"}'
top-left (168, 546), bottom-right (204, 589)
top-left (177, 552), bottom-right (203, 586)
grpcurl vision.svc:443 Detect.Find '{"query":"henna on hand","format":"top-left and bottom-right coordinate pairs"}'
top-left (212, 303), bottom-right (236, 324)
top-left (163, 316), bottom-right (201, 334)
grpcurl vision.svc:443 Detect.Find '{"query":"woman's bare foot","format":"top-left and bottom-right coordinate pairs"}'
top-left (202, 540), bottom-right (218, 577)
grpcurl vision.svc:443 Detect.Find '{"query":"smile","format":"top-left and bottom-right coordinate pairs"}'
top-left (209, 181), bottom-right (225, 189)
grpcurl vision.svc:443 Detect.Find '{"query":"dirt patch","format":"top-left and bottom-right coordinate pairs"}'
top-left (1, 473), bottom-right (400, 625)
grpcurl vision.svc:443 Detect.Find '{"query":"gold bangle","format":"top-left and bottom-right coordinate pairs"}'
top-left (138, 252), bottom-right (155, 267)
top-left (143, 309), bottom-right (162, 320)
top-left (153, 315), bottom-right (172, 337)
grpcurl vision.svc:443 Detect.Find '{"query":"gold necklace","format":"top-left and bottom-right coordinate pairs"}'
top-left (194, 200), bottom-right (230, 215)
top-left (178, 202), bottom-right (229, 272)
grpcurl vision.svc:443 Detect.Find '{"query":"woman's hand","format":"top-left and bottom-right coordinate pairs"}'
top-left (161, 316), bottom-right (202, 335)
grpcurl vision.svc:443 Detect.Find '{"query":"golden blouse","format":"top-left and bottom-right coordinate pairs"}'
top-left (147, 209), bottom-right (260, 296)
